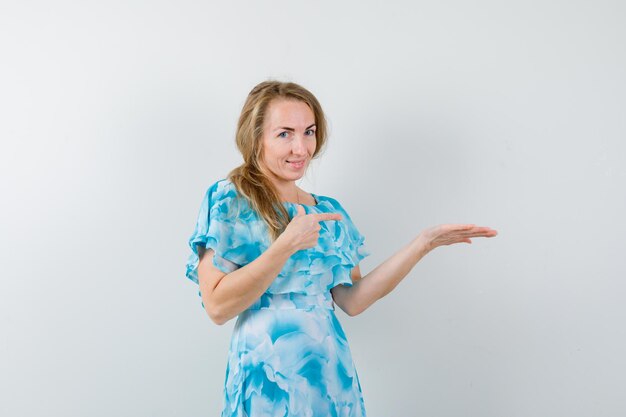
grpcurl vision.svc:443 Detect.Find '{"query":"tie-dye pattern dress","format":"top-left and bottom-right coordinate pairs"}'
top-left (185, 178), bottom-right (370, 417)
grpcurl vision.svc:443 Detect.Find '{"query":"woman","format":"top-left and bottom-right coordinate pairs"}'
top-left (185, 80), bottom-right (498, 416)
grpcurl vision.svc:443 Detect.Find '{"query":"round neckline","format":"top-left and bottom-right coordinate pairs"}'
top-left (282, 192), bottom-right (320, 207)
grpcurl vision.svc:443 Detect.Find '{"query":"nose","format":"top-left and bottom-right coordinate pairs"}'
top-left (291, 135), bottom-right (307, 155)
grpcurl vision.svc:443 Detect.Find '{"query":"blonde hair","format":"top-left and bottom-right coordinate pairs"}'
top-left (226, 80), bottom-right (329, 241)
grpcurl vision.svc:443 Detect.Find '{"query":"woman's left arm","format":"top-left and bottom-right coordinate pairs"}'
top-left (331, 224), bottom-right (497, 316)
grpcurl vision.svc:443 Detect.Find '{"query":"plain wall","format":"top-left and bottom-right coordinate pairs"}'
top-left (1, 1), bottom-right (625, 416)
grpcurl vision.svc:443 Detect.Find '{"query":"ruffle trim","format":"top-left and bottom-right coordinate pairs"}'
top-left (185, 179), bottom-right (370, 295)
top-left (268, 200), bottom-right (370, 294)
top-left (185, 180), bottom-right (263, 286)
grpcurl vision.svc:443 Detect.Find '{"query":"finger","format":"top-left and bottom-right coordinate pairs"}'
top-left (446, 224), bottom-right (476, 231)
top-left (457, 231), bottom-right (495, 239)
top-left (446, 224), bottom-right (497, 233)
top-left (312, 212), bottom-right (343, 222)
top-left (295, 204), bottom-right (306, 217)
top-left (471, 226), bottom-right (497, 234)
top-left (476, 229), bottom-right (498, 237)
top-left (460, 228), bottom-right (498, 237)
top-left (469, 226), bottom-right (496, 232)
top-left (461, 224), bottom-right (498, 232)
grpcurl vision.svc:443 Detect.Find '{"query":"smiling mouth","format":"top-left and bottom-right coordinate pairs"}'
top-left (287, 160), bottom-right (305, 168)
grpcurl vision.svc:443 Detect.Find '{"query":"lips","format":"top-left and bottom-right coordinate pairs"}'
top-left (287, 160), bottom-right (305, 168)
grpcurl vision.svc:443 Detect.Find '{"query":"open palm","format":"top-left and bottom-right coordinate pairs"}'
top-left (421, 224), bottom-right (498, 251)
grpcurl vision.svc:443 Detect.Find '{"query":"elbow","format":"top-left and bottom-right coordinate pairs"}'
top-left (201, 291), bottom-right (232, 325)
top-left (209, 313), bottom-right (227, 326)
top-left (208, 310), bottom-right (228, 326)
top-left (345, 302), bottom-right (364, 317)
top-left (333, 288), bottom-right (365, 317)
top-left (205, 303), bottom-right (229, 326)
top-left (347, 309), bottom-right (362, 318)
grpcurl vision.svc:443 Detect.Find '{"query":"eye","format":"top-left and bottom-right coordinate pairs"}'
top-left (278, 131), bottom-right (289, 138)
top-left (305, 129), bottom-right (316, 136)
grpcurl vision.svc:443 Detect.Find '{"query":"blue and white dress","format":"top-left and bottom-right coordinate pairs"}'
top-left (185, 178), bottom-right (371, 417)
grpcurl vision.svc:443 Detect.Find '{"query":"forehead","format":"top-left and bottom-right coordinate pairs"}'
top-left (264, 99), bottom-right (315, 128)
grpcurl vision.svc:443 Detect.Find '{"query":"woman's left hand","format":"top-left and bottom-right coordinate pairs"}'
top-left (419, 224), bottom-right (498, 252)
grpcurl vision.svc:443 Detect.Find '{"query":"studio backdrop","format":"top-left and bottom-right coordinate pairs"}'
top-left (1, 1), bottom-right (624, 416)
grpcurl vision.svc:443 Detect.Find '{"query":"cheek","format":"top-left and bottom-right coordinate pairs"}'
top-left (262, 143), bottom-right (279, 158)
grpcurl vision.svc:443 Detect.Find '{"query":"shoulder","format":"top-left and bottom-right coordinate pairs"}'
top-left (204, 178), bottom-right (242, 206)
top-left (205, 178), bottom-right (235, 200)
top-left (315, 194), bottom-right (351, 217)
top-left (314, 193), bottom-right (338, 207)
top-left (205, 178), bottom-right (255, 222)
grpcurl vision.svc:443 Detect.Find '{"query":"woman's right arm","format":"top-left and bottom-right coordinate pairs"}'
top-left (198, 205), bottom-right (343, 325)
top-left (197, 237), bottom-right (295, 325)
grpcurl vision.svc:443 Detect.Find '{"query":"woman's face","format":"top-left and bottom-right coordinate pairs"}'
top-left (260, 98), bottom-right (317, 184)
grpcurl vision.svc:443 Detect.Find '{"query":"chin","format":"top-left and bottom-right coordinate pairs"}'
top-left (287, 172), bottom-right (305, 179)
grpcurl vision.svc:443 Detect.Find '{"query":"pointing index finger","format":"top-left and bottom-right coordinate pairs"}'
top-left (311, 212), bottom-right (343, 222)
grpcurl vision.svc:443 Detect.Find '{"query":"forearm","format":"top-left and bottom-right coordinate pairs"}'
top-left (346, 234), bottom-right (431, 316)
top-left (208, 240), bottom-right (294, 324)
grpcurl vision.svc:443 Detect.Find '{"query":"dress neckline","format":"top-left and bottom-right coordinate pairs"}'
top-left (282, 193), bottom-right (320, 207)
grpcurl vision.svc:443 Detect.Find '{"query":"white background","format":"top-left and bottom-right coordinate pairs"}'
top-left (1, 1), bottom-right (625, 416)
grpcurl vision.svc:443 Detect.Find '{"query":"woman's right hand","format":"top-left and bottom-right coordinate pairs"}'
top-left (277, 205), bottom-right (343, 254)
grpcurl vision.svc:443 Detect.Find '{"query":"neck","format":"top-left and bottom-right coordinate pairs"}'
top-left (277, 183), bottom-right (300, 203)
top-left (258, 164), bottom-right (301, 202)
top-left (267, 176), bottom-right (299, 203)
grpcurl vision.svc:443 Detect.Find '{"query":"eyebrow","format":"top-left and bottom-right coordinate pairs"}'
top-left (274, 123), bottom-right (316, 132)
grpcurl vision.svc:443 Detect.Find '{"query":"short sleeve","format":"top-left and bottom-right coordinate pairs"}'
top-left (185, 180), bottom-right (256, 285)
top-left (326, 197), bottom-right (371, 271)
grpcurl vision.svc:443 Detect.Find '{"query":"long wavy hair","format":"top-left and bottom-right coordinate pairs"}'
top-left (226, 80), bottom-right (329, 242)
